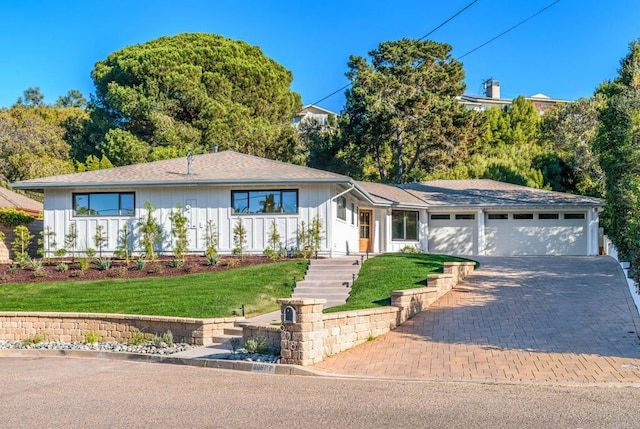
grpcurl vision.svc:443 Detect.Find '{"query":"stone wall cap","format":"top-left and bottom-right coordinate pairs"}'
top-left (0, 311), bottom-right (244, 324)
top-left (390, 287), bottom-right (434, 297)
top-left (443, 261), bottom-right (476, 267)
top-left (277, 298), bottom-right (327, 305)
top-left (427, 273), bottom-right (454, 279)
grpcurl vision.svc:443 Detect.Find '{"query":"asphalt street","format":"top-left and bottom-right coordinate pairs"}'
top-left (3, 357), bottom-right (640, 428)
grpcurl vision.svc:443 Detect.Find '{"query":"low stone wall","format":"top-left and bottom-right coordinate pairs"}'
top-left (277, 261), bottom-right (476, 365)
top-left (239, 323), bottom-right (281, 352)
top-left (322, 307), bottom-right (400, 357)
top-left (0, 312), bottom-right (243, 346)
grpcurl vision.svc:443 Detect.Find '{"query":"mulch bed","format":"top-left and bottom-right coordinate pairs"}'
top-left (0, 255), bottom-right (287, 284)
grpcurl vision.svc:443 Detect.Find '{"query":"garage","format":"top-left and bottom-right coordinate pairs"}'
top-left (427, 213), bottom-right (478, 255)
top-left (484, 212), bottom-right (588, 256)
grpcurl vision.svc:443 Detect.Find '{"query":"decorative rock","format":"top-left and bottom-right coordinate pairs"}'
top-left (0, 340), bottom-right (193, 355)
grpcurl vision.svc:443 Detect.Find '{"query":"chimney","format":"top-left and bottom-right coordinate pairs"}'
top-left (483, 78), bottom-right (500, 99)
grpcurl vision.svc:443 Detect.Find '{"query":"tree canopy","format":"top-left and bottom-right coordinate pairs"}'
top-left (594, 39), bottom-right (640, 268)
top-left (88, 33), bottom-right (303, 166)
top-left (339, 38), bottom-right (473, 183)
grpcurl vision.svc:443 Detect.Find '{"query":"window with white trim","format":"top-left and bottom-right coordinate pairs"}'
top-left (73, 192), bottom-right (135, 216)
top-left (392, 210), bottom-right (419, 241)
top-left (231, 190), bottom-right (298, 214)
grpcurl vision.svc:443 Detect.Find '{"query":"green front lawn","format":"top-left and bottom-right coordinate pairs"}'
top-left (0, 261), bottom-right (307, 318)
top-left (325, 253), bottom-right (477, 313)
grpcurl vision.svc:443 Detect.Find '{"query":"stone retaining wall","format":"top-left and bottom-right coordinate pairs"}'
top-left (0, 312), bottom-right (243, 346)
top-left (239, 323), bottom-right (281, 352)
top-left (277, 261), bottom-right (475, 365)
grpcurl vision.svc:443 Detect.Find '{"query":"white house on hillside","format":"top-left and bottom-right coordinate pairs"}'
top-left (12, 151), bottom-right (602, 258)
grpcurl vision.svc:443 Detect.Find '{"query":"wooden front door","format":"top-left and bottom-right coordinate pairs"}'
top-left (359, 210), bottom-right (373, 252)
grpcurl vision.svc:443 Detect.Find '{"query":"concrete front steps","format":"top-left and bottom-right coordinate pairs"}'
top-left (210, 326), bottom-right (243, 344)
top-left (292, 257), bottom-right (362, 309)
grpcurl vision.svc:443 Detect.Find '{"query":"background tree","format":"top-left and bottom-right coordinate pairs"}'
top-left (0, 106), bottom-right (77, 181)
top-left (89, 33), bottom-right (302, 166)
top-left (594, 39), bottom-right (640, 273)
top-left (14, 87), bottom-right (45, 108)
top-left (340, 38), bottom-right (472, 183)
top-left (55, 89), bottom-right (88, 109)
top-left (539, 97), bottom-right (604, 196)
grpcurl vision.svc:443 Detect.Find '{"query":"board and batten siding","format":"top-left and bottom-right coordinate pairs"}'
top-left (43, 184), bottom-right (336, 256)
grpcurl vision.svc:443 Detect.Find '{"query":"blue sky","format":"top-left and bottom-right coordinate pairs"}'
top-left (0, 1), bottom-right (638, 112)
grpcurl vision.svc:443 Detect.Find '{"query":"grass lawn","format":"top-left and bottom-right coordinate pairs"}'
top-left (325, 253), bottom-right (477, 313)
top-left (0, 261), bottom-right (307, 318)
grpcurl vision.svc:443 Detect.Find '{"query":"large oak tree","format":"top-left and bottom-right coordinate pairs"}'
top-left (89, 33), bottom-right (303, 165)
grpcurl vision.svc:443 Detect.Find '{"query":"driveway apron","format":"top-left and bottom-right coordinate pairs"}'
top-left (313, 256), bottom-right (640, 383)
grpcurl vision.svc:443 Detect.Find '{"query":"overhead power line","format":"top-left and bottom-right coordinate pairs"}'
top-left (457, 0), bottom-right (560, 60)
top-left (309, 0), bottom-right (479, 107)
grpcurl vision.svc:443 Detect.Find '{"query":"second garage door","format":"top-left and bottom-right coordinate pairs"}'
top-left (484, 212), bottom-right (588, 256)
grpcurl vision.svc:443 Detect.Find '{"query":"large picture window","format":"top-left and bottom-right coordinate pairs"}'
top-left (73, 192), bottom-right (135, 216)
top-left (392, 210), bottom-right (419, 241)
top-left (232, 190), bottom-right (298, 214)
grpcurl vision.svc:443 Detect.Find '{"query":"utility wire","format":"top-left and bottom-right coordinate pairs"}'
top-left (309, 0), bottom-right (480, 107)
top-left (457, 0), bottom-right (560, 60)
top-left (418, 0), bottom-right (478, 41)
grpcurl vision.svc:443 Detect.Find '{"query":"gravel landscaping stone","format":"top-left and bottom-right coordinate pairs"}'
top-left (0, 340), bottom-right (193, 355)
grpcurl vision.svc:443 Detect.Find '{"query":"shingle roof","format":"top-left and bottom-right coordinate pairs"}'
top-left (400, 180), bottom-right (603, 208)
top-left (11, 151), bottom-right (351, 190)
top-left (356, 181), bottom-right (426, 206)
top-left (0, 187), bottom-right (43, 214)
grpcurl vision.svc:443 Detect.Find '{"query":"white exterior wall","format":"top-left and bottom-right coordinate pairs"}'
top-left (329, 191), bottom-right (360, 256)
top-left (44, 184), bottom-right (337, 256)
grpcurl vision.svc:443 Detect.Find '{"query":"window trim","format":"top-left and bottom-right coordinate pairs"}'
top-left (538, 213), bottom-right (559, 220)
top-left (455, 214), bottom-right (476, 220)
top-left (336, 196), bottom-right (347, 221)
top-left (72, 192), bottom-right (135, 217)
top-left (564, 213), bottom-right (585, 220)
top-left (430, 214), bottom-right (450, 220)
top-left (487, 213), bottom-right (508, 220)
top-left (513, 213), bottom-right (534, 220)
top-left (351, 202), bottom-right (355, 225)
top-left (392, 210), bottom-right (419, 241)
top-left (231, 189), bottom-right (299, 215)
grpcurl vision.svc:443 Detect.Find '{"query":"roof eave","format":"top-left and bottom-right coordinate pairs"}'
top-left (12, 177), bottom-right (352, 191)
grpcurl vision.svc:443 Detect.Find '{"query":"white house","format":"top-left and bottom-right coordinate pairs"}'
top-left (11, 151), bottom-right (603, 257)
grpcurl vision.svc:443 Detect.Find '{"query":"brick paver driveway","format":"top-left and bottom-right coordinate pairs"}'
top-left (314, 256), bottom-right (640, 384)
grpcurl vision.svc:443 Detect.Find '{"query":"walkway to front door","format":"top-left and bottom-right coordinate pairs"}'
top-left (314, 256), bottom-right (640, 383)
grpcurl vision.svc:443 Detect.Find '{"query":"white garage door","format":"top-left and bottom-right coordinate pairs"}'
top-left (428, 213), bottom-right (477, 255)
top-left (484, 212), bottom-right (588, 256)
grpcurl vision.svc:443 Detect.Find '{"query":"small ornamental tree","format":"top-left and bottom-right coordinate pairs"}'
top-left (38, 225), bottom-right (58, 260)
top-left (297, 220), bottom-right (308, 258)
top-left (12, 225), bottom-right (34, 263)
top-left (137, 201), bottom-right (162, 261)
top-left (64, 222), bottom-right (78, 262)
top-left (93, 225), bottom-right (107, 258)
top-left (308, 216), bottom-right (324, 259)
top-left (114, 223), bottom-right (132, 262)
top-left (202, 220), bottom-right (218, 258)
top-left (232, 218), bottom-right (247, 259)
top-left (169, 204), bottom-right (189, 263)
top-left (264, 220), bottom-right (282, 259)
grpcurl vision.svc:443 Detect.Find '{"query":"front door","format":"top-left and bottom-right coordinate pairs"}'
top-left (359, 209), bottom-right (372, 252)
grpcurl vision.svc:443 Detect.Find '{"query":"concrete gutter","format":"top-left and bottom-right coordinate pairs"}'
top-left (0, 349), bottom-right (321, 376)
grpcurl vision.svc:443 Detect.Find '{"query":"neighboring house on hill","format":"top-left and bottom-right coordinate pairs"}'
top-left (0, 187), bottom-right (44, 261)
top-left (0, 187), bottom-right (43, 216)
top-left (11, 151), bottom-right (602, 258)
top-left (294, 104), bottom-right (337, 128)
top-left (459, 78), bottom-right (569, 114)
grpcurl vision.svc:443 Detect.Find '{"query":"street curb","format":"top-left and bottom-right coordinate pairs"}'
top-left (0, 349), bottom-right (320, 376)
